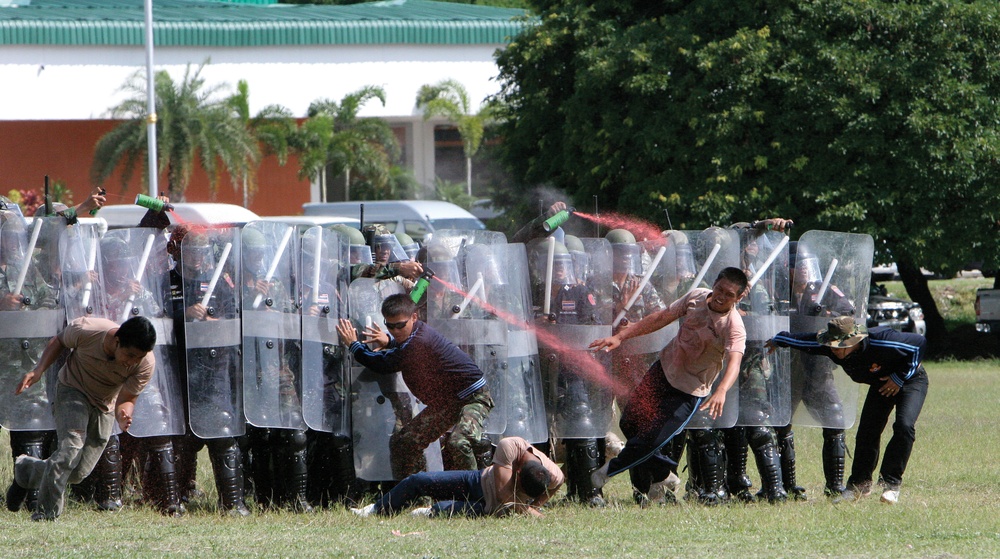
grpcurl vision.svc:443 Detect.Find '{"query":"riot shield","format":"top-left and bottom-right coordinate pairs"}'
top-left (241, 221), bottom-right (304, 430)
top-left (735, 229), bottom-right (791, 428)
top-left (348, 278), bottom-right (443, 481)
top-left (612, 234), bottom-right (672, 407)
top-left (789, 230), bottom-right (873, 429)
top-left (673, 228), bottom-right (742, 430)
top-left (60, 221), bottom-right (108, 321)
top-left (530, 236), bottom-right (615, 440)
top-left (101, 228), bottom-right (186, 437)
top-left (300, 226), bottom-right (351, 435)
top-left (182, 226), bottom-right (244, 439)
top-left (0, 217), bottom-right (64, 431)
top-left (499, 244), bottom-right (548, 444)
top-left (426, 236), bottom-right (509, 436)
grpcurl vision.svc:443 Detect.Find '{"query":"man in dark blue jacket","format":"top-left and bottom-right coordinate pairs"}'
top-left (767, 316), bottom-right (928, 504)
top-left (337, 294), bottom-right (493, 479)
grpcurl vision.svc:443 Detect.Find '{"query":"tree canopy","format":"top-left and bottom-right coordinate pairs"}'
top-left (494, 0), bottom-right (1000, 347)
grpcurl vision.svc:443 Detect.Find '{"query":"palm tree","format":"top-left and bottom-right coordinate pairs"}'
top-left (416, 79), bottom-right (495, 197)
top-left (228, 79), bottom-right (296, 206)
top-left (91, 62), bottom-right (259, 202)
top-left (296, 86), bottom-right (400, 202)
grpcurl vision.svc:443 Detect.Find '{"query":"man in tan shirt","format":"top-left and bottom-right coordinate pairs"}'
top-left (352, 436), bottom-right (564, 518)
top-left (7, 316), bottom-right (156, 521)
top-left (589, 267), bottom-right (748, 504)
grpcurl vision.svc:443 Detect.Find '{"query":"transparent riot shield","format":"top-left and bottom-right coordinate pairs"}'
top-left (348, 278), bottom-right (443, 481)
top-left (426, 231), bottom-right (510, 436)
top-left (182, 226), bottom-right (244, 439)
top-left (613, 234), bottom-right (672, 407)
top-left (301, 226), bottom-right (351, 435)
top-left (0, 217), bottom-right (64, 431)
top-left (60, 221), bottom-right (108, 321)
top-left (530, 236), bottom-right (615, 439)
top-left (789, 230), bottom-right (873, 429)
top-left (241, 221), bottom-right (304, 430)
top-left (101, 228), bottom-right (186, 437)
top-left (675, 228), bottom-right (742, 430)
top-left (499, 244), bottom-right (548, 444)
top-left (735, 229), bottom-right (791, 428)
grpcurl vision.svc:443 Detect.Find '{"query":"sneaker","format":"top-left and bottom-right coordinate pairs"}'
top-left (351, 503), bottom-right (376, 517)
top-left (836, 481), bottom-right (872, 503)
top-left (411, 507), bottom-right (433, 517)
top-left (880, 488), bottom-right (900, 504)
top-left (6, 480), bottom-right (28, 513)
top-left (647, 472), bottom-right (680, 505)
top-left (590, 463), bottom-right (610, 490)
top-left (605, 433), bottom-right (625, 459)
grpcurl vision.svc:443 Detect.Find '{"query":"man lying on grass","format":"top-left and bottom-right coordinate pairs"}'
top-left (352, 436), bottom-right (563, 518)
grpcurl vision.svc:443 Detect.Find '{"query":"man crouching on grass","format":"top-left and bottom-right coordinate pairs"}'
top-left (7, 316), bottom-right (156, 521)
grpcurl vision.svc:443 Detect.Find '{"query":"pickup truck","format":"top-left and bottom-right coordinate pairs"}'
top-left (975, 288), bottom-right (1000, 333)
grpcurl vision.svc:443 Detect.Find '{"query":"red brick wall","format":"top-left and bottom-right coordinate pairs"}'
top-left (0, 120), bottom-right (310, 216)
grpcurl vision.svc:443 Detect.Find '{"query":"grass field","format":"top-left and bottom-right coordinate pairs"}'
top-left (1, 359), bottom-right (998, 558)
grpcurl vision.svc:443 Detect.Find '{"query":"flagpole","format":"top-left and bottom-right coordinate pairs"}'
top-left (144, 0), bottom-right (159, 198)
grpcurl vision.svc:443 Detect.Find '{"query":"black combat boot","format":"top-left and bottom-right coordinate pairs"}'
top-left (724, 427), bottom-right (754, 502)
top-left (280, 429), bottom-right (312, 513)
top-left (143, 437), bottom-right (183, 516)
top-left (747, 427), bottom-right (786, 503)
top-left (208, 438), bottom-right (251, 517)
top-left (564, 438), bottom-right (605, 507)
top-left (687, 429), bottom-right (726, 505)
top-left (776, 425), bottom-right (806, 500)
top-left (92, 435), bottom-right (124, 511)
top-left (9, 430), bottom-right (53, 512)
top-left (822, 429), bottom-right (847, 497)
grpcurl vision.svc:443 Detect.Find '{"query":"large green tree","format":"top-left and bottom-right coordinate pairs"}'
top-left (495, 0), bottom-right (1000, 349)
top-left (92, 63), bottom-right (259, 202)
top-left (295, 86), bottom-right (400, 202)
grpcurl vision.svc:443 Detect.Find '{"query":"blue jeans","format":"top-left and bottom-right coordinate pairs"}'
top-left (848, 368), bottom-right (928, 488)
top-left (374, 469), bottom-right (485, 517)
top-left (608, 361), bottom-right (701, 487)
top-left (15, 383), bottom-right (113, 519)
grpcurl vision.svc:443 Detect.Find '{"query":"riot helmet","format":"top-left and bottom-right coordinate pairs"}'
top-left (331, 224), bottom-right (372, 266)
top-left (606, 229), bottom-right (641, 276)
top-left (301, 227), bottom-right (331, 290)
top-left (564, 234), bottom-right (591, 284)
top-left (792, 242), bottom-right (823, 290)
top-left (424, 239), bottom-right (461, 286)
top-left (0, 216), bottom-right (26, 265)
top-left (101, 236), bottom-right (133, 288)
top-left (181, 231), bottom-right (215, 281)
top-left (241, 227), bottom-right (268, 278)
top-left (465, 243), bottom-right (506, 287)
top-left (394, 232), bottom-right (419, 261)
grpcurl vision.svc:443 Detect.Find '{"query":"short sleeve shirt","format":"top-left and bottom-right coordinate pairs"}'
top-left (57, 317), bottom-right (154, 413)
top-left (480, 437), bottom-right (564, 515)
top-left (659, 289), bottom-right (746, 397)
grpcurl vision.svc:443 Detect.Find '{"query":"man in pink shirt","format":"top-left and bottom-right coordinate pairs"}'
top-left (589, 267), bottom-right (748, 504)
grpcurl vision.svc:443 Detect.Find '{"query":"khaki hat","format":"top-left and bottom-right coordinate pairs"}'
top-left (817, 316), bottom-right (868, 348)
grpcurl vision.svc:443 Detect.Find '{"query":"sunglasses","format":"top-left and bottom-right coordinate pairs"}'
top-left (384, 319), bottom-right (411, 330)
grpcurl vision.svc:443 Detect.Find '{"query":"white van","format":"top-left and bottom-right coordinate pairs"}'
top-left (302, 200), bottom-right (484, 242)
top-left (259, 215), bottom-right (361, 229)
top-left (98, 202), bottom-right (261, 229)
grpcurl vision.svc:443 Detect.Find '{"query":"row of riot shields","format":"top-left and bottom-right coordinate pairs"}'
top-left (0, 213), bottom-right (875, 481)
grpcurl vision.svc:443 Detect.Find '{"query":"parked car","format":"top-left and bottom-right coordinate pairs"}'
top-left (867, 283), bottom-right (926, 335)
top-left (302, 200), bottom-right (484, 243)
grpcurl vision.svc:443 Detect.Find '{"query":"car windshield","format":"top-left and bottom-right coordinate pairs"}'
top-left (429, 218), bottom-right (485, 231)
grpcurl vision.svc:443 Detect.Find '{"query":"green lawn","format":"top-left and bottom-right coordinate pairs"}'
top-left (1, 360), bottom-right (998, 558)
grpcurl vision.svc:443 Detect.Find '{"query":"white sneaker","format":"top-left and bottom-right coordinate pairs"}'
top-left (880, 489), bottom-right (900, 504)
top-left (351, 503), bottom-right (376, 517)
top-left (590, 462), bottom-right (610, 489)
top-left (411, 507), bottom-right (433, 517)
top-left (605, 433), bottom-right (625, 459)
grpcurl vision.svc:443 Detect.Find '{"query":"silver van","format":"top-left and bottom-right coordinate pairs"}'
top-left (302, 200), bottom-right (484, 243)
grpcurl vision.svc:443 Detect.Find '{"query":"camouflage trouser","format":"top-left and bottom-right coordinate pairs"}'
top-left (389, 388), bottom-right (493, 480)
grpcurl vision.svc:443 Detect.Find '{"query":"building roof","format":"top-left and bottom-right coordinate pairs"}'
top-left (0, 0), bottom-right (530, 46)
